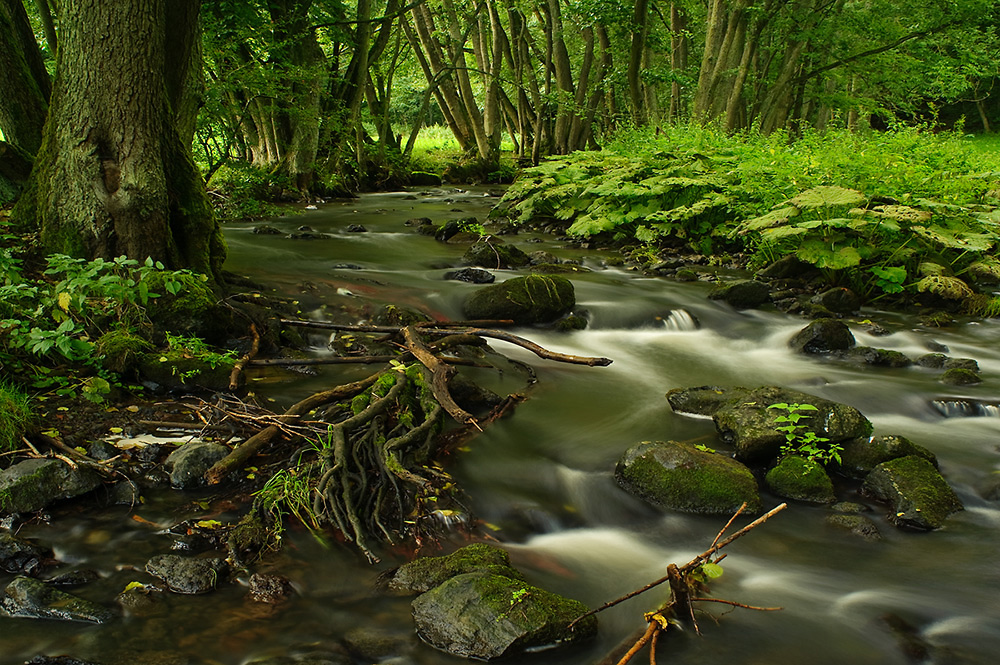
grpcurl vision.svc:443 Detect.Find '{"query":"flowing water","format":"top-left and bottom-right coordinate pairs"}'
top-left (3, 188), bottom-right (1000, 665)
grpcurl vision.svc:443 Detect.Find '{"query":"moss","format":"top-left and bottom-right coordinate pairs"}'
top-left (95, 329), bottom-right (154, 374)
top-left (941, 368), bottom-right (982, 385)
top-left (227, 512), bottom-right (272, 564)
top-left (463, 274), bottom-right (576, 324)
top-left (616, 441), bottom-right (762, 515)
top-left (837, 435), bottom-right (937, 480)
top-left (388, 543), bottom-right (525, 594)
top-left (764, 455), bottom-right (836, 503)
top-left (862, 456), bottom-right (963, 530)
top-left (0, 382), bottom-right (32, 455)
top-left (142, 272), bottom-right (239, 344)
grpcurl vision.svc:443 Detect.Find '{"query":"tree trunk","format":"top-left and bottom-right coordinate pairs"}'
top-left (627, 0), bottom-right (650, 126)
top-left (15, 0), bottom-right (224, 279)
top-left (0, 0), bottom-right (51, 155)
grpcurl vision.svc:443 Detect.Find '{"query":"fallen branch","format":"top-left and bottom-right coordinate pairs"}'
top-left (229, 323), bottom-right (261, 390)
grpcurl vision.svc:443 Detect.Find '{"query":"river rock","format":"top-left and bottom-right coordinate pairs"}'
top-left (861, 456), bottom-right (963, 530)
top-left (615, 441), bottom-right (762, 515)
top-left (387, 543), bottom-right (524, 594)
top-left (941, 368), bottom-right (981, 385)
top-left (463, 275), bottom-right (575, 324)
top-left (410, 171), bottom-right (442, 186)
top-left (145, 554), bottom-right (229, 594)
top-left (669, 386), bottom-right (872, 464)
top-left (788, 318), bottom-right (856, 354)
top-left (836, 435), bottom-right (937, 480)
top-left (843, 346), bottom-right (912, 367)
top-left (2, 576), bottom-right (116, 623)
top-left (163, 441), bottom-right (230, 489)
top-left (0, 458), bottom-right (103, 515)
top-left (707, 279), bottom-right (770, 309)
top-left (764, 456), bottom-right (836, 504)
top-left (24, 657), bottom-right (103, 665)
top-left (811, 287), bottom-right (860, 314)
top-left (825, 514), bottom-right (881, 541)
top-left (444, 267), bottom-right (495, 284)
top-left (462, 241), bottom-right (531, 269)
top-left (756, 255), bottom-right (814, 279)
top-left (411, 572), bottom-right (596, 660)
top-left (0, 532), bottom-right (49, 575)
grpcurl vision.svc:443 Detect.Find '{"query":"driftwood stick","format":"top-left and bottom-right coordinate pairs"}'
top-left (615, 621), bottom-right (659, 665)
top-left (423, 327), bottom-right (613, 366)
top-left (229, 323), bottom-right (260, 390)
top-left (204, 372), bottom-right (381, 485)
top-left (693, 598), bottom-right (782, 611)
top-left (247, 356), bottom-right (486, 367)
top-left (402, 326), bottom-right (476, 426)
top-left (280, 318), bottom-right (514, 331)
top-left (568, 503), bottom-right (787, 630)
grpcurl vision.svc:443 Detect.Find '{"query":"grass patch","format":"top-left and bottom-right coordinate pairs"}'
top-left (0, 381), bottom-right (32, 455)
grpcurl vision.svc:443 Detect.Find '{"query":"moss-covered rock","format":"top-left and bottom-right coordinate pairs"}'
top-left (811, 287), bottom-right (861, 314)
top-left (788, 318), bottom-right (856, 354)
top-left (463, 275), bottom-right (575, 324)
top-left (861, 456), bottom-right (963, 530)
top-left (95, 328), bottom-right (154, 374)
top-left (615, 441), bottom-right (762, 515)
top-left (837, 435), bottom-right (937, 480)
top-left (164, 441), bottom-right (230, 488)
top-left (825, 513), bottom-right (881, 541)
top-left (143, 272), bottom-right (241, 344)
top-left (941, 368), bottom-right (982, 385)
top-left (411, 572), bottom-right (596, 660)
top-left (2, 576), bottom-right (117, 623)
top-left (462, 241), bottom-right (531, 269)
top-left (843, 347), bottom-right (912, 368)
top-left (707, 279), bottom-right (771, 309)
top-left (145, 554), bottom-right (229, 594)
top-left (0, 458), bottom-right (102, 515)
top-left (137, 352), bottom-right (238, 393)
top-left (674, 386), bottom-right (872, 464)
top-left (764, 456), bottom-right (836, 503)
top-left (388, 543), bottom-right (524, 594)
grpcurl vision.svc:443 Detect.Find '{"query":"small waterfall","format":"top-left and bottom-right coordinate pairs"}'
top-left (930, 398), bottom-right (1000, 418)
top-left (661, 308), bottom-right (699, 331)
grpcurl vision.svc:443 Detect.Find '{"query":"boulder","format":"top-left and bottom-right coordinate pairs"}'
top-left (837, 435), bottom-right (937, 480)
top-left (444, 267), bottom-right (495, 284)
top-left (0, 533), bottom-right (50, 575)
top-left (387, 543), bottom-right (524, 594)
top-left (145, 554), bottom-right (229, 594)
top-left (462, 241), bottom-right (531, 269)
top-left (668, 386), bottom-right (872, 464)
top-left (463, 275), bottom-right (575, 325)
top-left (825, 514), bottom-right (881, 541)
top-left (2, 576), bottom-right (116, 623)
top-left (788, 318), bottom-right (855, 354)
top-left (164, 441), bottom-right (230, 489)
top-left (410, 171), bottom-right (442, 186)
top-left (615, 441), bottom-right (762, 515)
top-left (411, 572), bottom-right (596, 660)
top-left (707, 280), bottom-right (770, 309)
top-left (137, 353), bottom-right (238, 393)
top-left (861, 456), bottom-right (963, 530)
top-left (811, 287), bottom-right (860, 314)
top-left (764, 456), bottom-right (836, 503)
top-left (0, 458), bottom-right (103, 515)
top-left (941, 368), bottom-right (982, 385)
top-left (843, 347), bottom-right (912, 368)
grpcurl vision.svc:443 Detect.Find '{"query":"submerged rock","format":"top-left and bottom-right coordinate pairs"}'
top-left (387, 543), bottom-right (523, 594)
top-left (764, 456), bottom-right (836, 504)
top-left (462, 241), bottom-right (531, 269)
top-left (861, 456), bottom-right (963, 530)
top-left (843, 346), bottom-right (912, 368)
top-left (2, 576), bottom-right (116, 623)
top-left (707, 279), bottom-right (771, 309)
top-left (463, 275), bottom-right (575, 324)
top-left (164, 441), bottom-right (230, 489)
top-left (0, 532), bottom-right (49, 575)
top-left (941, 368), bottom-right (982, 385)
top-left (444, 267), bottom-right (495, 284)
top-left (788, 318), bottom-right (855, 354)
top-left (615, 441), bottom-right (762, 514)
top-left (411, 572), bottom-right (596, 660)
top-left (145, 554), bottom-right (229, 594)
top-left (0, 458), bottom-right (103, 515)
top-left (668, 386), bottom-right (872, 464)
top-left (825, 513), bottom-right (881, 541)
top-left (837, 435), bottom-right (937, 480)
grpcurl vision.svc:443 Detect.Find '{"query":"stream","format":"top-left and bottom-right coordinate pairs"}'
top-left (3, 188), bottom-right (1000, 665)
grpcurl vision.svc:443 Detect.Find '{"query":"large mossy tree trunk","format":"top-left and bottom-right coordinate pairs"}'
top-left (0, 0), bottom-right (51, 156)
top-left (14, 0), bottom-right (225, 280)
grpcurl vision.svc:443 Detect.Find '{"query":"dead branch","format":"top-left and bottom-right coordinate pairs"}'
top-left (402, 326), bottom-right (477, 427)
top-left (229, 323), bottom-right (261, 390)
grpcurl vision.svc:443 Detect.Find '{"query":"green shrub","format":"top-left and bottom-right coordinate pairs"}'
top-left (0, 381), bottom-right (32, 455)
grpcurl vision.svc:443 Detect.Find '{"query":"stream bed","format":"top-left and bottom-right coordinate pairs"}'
top-left (2, 188), bottom-right (999, 665)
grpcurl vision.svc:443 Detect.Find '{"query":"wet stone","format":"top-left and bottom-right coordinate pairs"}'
top-left (145, 554), bottom-right (229, 594)
top-left (825, 514), bottom-right (882, 541)
top-left (163, 441), bottom-right (230, 489)
top-left (444, 267), bottom-right (495, 284)
top-left (247, 572), bottom-right (294, 604)
top-left (2, 576), bottom-right (116, 623)
top-left (0, 532), bottom-right (50, 575)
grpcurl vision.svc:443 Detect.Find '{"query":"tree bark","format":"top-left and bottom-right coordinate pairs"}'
top-left (14, 0), bottom-right (225, 279)
top-left (0, 0), bottom-right (51, 155)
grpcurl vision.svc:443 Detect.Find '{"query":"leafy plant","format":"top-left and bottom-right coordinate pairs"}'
top-left (768, 402), bottom-right (843, 466)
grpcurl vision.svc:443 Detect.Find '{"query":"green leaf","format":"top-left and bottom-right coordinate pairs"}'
top-left (701, 562), bottom-right (724, 579)
top-left (787, 186), bottom-right (865, 210)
